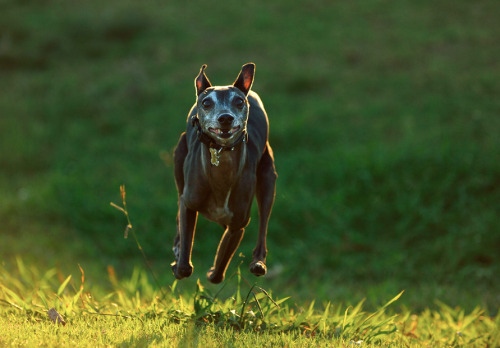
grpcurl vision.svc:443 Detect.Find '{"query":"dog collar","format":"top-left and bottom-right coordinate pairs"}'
top-left (191, 115), bottom-right (248, 165)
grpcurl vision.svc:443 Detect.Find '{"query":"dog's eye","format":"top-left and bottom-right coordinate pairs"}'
top-left (202, 98), bottom-right (213, 108)
top-left (234, 97), bottom-right (245, 109)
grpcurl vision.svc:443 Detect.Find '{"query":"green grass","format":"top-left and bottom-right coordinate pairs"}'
top-left (1, 261), bottom-right (499, 347)
top-left (1, 0), bottom-right (500, 345)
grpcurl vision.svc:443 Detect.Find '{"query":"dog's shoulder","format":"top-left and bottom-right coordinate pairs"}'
top-left (248, 91), bottom-right (269, 125)
top-left (246, 91), bottom-right (269, 160)
top-left (247, 91), bottom-right (265, 111)
top-left (183, 104), bottom-right (200, 144)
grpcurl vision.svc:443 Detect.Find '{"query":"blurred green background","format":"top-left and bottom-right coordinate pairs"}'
top-left (1, 0), bottom-right (499, 311)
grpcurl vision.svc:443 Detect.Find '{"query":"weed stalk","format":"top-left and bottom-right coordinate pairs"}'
top-left (110, 185), bottom-right (168, 302)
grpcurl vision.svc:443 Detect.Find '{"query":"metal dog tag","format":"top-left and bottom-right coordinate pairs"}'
top-left (210, 148), bottom-right (221, 166)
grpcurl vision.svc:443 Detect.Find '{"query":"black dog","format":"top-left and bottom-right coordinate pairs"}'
top-left (171, 63), bottom-right (277, 283)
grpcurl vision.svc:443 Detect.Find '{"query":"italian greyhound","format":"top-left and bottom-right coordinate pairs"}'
top-left (171, 63), bottom-right (277, 284)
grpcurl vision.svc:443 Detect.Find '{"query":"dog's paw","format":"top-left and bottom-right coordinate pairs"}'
top-left (170, 261), bottom-right (193, 279)
top-left (206, 268), bottom-right (224, 284)
top-left (249, 261), bottom-right (267, 276)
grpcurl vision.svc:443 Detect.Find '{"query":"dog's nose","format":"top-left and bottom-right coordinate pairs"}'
top-left (218, 114), bottom-right (234, 126)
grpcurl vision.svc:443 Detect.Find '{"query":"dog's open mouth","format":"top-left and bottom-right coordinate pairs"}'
top-left (209, 126), bottom-right (241, 139)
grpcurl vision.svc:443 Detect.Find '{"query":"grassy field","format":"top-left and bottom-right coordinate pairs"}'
top-left (1, 260), bottom-right (499, 346)
top-left (1, 0), bottom-right (500, 345)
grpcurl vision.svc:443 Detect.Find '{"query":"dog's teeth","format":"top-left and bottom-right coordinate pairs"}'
top-left (211, 128), bottom-right (239, 136)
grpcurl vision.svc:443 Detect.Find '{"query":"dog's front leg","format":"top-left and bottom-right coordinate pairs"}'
top-left (207, 227), bottom-right (245, 284)
top-left (250, 144), bottom-right (277, 277)
top-left (171, 196), bottom-right (198, 279)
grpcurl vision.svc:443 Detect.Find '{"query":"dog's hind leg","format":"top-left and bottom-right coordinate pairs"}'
top-left (250, 143), bottom-right (277, 276)
top-left (173, 132), bottom-right (187, 194)
top-left (171, 133), bottom-right (197, 279)
top-left (173, 213), bottom-right (181, 261)
top-left (172, 132), bottom-right (188, 261)
top-left (207, 227), bottom-right (245, 284)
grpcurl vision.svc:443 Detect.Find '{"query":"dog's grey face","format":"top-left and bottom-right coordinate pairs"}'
top-left (194, 63), bottom-right (255, 146)
top-left (196, 86), bottom-right (248, 145)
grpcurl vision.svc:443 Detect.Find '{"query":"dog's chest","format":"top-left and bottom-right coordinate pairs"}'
top-left (205, 189), bottom-right (234, 224)
top-left (203, 151), bottom-right (238, 224)
top-left (207, 150), bottom-right (237, 183)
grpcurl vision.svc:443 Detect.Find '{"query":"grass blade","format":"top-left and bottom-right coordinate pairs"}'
top-left (1, 285), bottom-right (26, 308)
top-left (57, 275), bottom-right (72, 296)
top-left (381, 290), bottom-right (405, 311)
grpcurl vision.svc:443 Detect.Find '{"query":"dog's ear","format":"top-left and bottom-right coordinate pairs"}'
top-left (195, 64), bottom-right (212, 96)
top-left (233, 63), bottom-right (255, 96)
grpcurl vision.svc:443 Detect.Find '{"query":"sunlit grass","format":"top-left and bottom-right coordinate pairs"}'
top-left (1, 260), bottom-right (499, 347)
top-left (1, 0), bottom-right (499, 310)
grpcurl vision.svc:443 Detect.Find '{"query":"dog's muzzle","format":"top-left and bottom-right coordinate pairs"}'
top-left (191, 115), bottom-right (247, 149)
top-left (209, 125), bottom-right (241, 139)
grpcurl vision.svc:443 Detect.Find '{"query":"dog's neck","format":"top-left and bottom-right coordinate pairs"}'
top-left (201, 139), bottom-right (247, 174)
top-left (201, 140), bottom-right (247, 206)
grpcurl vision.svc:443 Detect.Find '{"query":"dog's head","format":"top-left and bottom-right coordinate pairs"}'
top-left (194, 63), bottom-right (255, 146)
